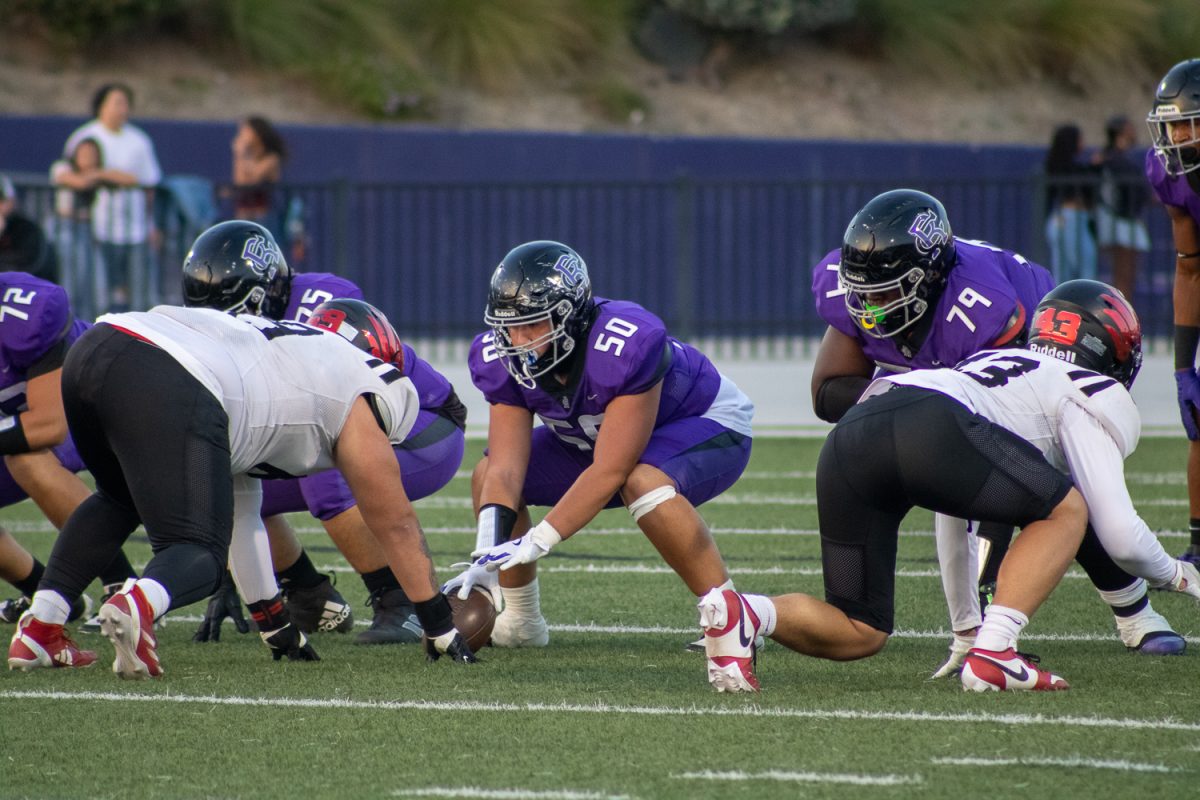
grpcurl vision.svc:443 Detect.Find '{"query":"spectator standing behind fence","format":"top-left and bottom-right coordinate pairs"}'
top-left (228, 116), bottom-right (305, 264)
top-left (49, 137), bottom-right (111, 320)
top-left (1095, 115), bottom-right (1151, 301)
top-left (62, 83), bottom-right (162, 313)
top-left (0, 176), bottom-right (58, 284)
top-left (1043, 123), bottom-right (1099, 282)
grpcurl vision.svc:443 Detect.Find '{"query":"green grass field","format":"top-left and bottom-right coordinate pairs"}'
top-left (2, 437), bottom-right (1198, 799)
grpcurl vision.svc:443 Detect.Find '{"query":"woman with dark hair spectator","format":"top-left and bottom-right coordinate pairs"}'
top-left (1043, 123), bottom-right (1100, 281)
top-left (229, 116), bottom-right (305, 262)
top-left (1095, 115), bottom-right (1151, 301)
top-left (61, 82), bottom-right (162, 313)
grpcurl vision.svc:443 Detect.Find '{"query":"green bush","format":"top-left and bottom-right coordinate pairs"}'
top-left (9, 0), bottom-right (187, 47)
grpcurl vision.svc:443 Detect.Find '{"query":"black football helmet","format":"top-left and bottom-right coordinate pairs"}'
top-left (1028, 279), bottom-right (1142, 388)
top-left (484, 240), bottom-right (595, 388)
top-left (1147, 59), bottom-right (1200, 177)
top-left (182, 220), bottom-right (292, 318)
top-left (839, 189), bottom-right (956, 339)
top-left (307, 298), bottom-right (405, 371)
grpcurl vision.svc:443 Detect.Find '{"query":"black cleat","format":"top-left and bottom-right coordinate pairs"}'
top-left (355, 588), bottom-right (422, 645)
top-left (283, 575), bottom-right (354, 634)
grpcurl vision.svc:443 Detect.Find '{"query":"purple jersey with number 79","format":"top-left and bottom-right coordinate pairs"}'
top-left (812, 239), bottom-right (1054, 372)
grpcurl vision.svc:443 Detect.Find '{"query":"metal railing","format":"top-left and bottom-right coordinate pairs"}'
top-left (7, 173), bottom-right (1176, 350)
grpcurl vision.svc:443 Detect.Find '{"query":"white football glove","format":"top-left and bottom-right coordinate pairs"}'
top-left (442, 560), bottom-right (505, 612)
top-left (930, 631), bottom-right (977, 679)
top-left (470, 520), bottom-right (562, 572)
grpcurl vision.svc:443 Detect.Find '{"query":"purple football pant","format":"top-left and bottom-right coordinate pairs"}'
top-left (260, 413), bottom-right (465, 520)
top-left (0, 437), bottom-right (87, 508)
top-left (520, 417), bottom-right (751, 509)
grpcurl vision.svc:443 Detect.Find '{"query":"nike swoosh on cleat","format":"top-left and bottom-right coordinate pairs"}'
top-left (736, 601), bottom-right (753, 649)
top-left (973, 654), bottom-right (1029, 682)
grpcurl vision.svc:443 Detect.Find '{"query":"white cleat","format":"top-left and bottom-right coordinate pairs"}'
top-left (489, 608), bottom-right (550, 648)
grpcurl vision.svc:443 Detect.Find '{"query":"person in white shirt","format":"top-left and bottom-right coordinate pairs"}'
top-left (8, 222), bottom-right (476, 678)
top-left (698, 280), bottom-right (1200, 694)
top-left (60, 83), bottom-right (162, 312)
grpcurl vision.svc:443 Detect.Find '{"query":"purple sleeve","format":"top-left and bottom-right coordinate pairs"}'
top-left (811, 248), bottom-right (859, 337)
top-left (583, 302), bottom-right (671, 399)
top-left (285, 273), bottom-right (365, 323)
top-left (402, 343), bottom-right (453, 410)
top-left (468, 332), bottom-right (526, 407)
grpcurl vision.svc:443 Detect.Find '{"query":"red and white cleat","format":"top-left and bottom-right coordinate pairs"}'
top-left (961, 647), bottom-right (1068, 692)
top-left (698, 588), bottom-right (761, 693)
top-left (98, 584), bottom-right (163, 679)
top-left (8, 614), bottom-right (97, 671)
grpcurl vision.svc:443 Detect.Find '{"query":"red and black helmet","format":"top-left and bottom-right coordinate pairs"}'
top-left (306, 298), bottom-right (404, 371)
top-left (1028, 279), bottom-right (1142, 388)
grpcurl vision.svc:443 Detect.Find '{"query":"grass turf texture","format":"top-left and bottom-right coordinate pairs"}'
top-left (1, 437), bottom-right (1197, 799)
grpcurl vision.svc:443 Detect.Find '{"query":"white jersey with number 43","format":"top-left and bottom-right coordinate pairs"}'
top-left (861, 347), bottom-right (1140, 474)
top-left (97, 305), bottom-right (420, 479)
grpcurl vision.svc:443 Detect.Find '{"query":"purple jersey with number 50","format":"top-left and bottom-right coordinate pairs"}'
top-left (811, 239), bottom-right (1054, 372)
top-left (468, 297), bottom-right (721, 447)
top-left (1146, 149), bottom-right (1200, 223)
top-left (0, 272), bottom-right (91, 416)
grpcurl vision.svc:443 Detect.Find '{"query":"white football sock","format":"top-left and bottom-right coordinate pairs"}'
top-left (500, 578), bottom-right (542, 617)
top-left (29, 590), bottom-right (71, 626)
top-left (133, 578), bottom-right (171, 621)
top-left (742, 593), bottom-right (777, 637)
top-left (975, 605), bottom-right (1028, 652)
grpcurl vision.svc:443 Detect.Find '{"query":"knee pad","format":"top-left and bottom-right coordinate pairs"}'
top-left (627, 485), bottom-right (677, 522)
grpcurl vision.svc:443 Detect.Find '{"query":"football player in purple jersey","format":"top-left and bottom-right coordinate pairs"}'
top-left (182, 224), bottom-right (467, 645)
top-left (0, 272), bottom-right (136, 626)
top-left (449, 240), bottom-right (754, 648)
top-left (810, 189), bottom-right (1185, 673)
top-left (1146, 58), bottom-right (1200, 566)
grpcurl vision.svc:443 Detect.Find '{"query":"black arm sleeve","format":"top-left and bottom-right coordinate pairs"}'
top-left (27, 336), bottom-right (70, 380)
top-left (813, 375), bottom-right (872, 423)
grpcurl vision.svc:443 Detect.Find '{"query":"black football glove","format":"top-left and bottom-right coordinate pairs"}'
top-left (247, 593), bottom-right (320, 662)
top-left (261, 623), bottom-right (321, 662)
top-left (425, 628), bottom-right (477, 663)
top-left (192, 570), bottom-right (250, 643)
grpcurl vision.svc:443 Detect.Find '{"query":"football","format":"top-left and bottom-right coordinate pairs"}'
top-left (440, 586), bottom-right (497, 652)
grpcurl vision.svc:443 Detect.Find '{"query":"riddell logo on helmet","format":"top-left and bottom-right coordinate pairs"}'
top-left (492, 308), bottom-right (518, 318)
top-left (1029, 342), bottom-right (1075, 363)
top-left (242, 235), bottom-right (282, 275)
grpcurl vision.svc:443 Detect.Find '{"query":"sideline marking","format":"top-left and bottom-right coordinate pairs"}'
top-left (931, 756), bottom-right (1176, 773)
top-left (393, 789), bottom-right (630, 800)
top-left (4, 689), bottom-right (1200, 731)
top-left (673, 769), bottom-right (921, 786)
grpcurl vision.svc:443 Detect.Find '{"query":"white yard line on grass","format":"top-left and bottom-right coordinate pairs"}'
top-left (931, 756), bottom-right (1176, 773)
top-left (151, 614), bottom-right (1199, 644)
top-left (392, 789), bottom-right (630, 799)
top-left (5, 689), bottom-right (1200, 731)
top-left (410, 495), bottom-right (1193, 509)
top-left (673, 769), bottom-right (922, 786)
